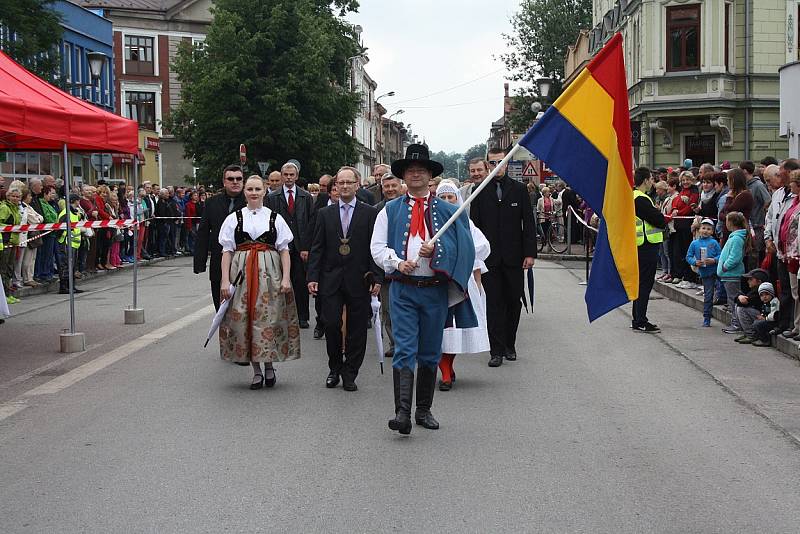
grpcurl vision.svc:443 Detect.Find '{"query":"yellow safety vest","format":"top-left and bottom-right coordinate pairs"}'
top-left (57, 208), bottom-right (81, 249)
top-left (634, 189), bottom-right (664, 246)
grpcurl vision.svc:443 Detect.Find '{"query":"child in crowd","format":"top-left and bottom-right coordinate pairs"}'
top-left (733, 269), bottom-right (771, 343)
top-left (750, 282), bottom-right (780, 347)
top-left (686, 218), bottom-right (722, 326)
top-left (717, 212), bottom-right (748, 334)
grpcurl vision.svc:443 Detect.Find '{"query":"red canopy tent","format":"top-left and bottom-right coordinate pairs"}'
top-left (0, 49), bottom-right (138, 153)
top-left (0, 50), bottom-right (140, 343)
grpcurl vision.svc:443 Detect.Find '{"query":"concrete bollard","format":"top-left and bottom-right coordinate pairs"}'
top-left (124, 308), bottom-right (145, 325)
top-left (59, 332), bottom-right (86, 353)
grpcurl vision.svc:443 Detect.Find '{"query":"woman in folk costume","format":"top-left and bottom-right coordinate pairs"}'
top-left (218, 175), bottom-right (301, 390)
top-left (435, 180), bottom-right (491, 391)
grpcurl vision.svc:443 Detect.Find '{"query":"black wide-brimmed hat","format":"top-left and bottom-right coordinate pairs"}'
top-left (391, 144), bottom-right (444, 179)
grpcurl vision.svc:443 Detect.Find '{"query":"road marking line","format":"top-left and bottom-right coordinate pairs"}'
top-left (23, 305), bottom-right (213, 397)
top-left (0, 400), bottom-right (28, 421)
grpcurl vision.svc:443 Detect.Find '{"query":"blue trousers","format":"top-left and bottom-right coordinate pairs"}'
top-left (701, 275), bottom-right (716, 320)
top-left (390, 281), bottom-right (449, 370)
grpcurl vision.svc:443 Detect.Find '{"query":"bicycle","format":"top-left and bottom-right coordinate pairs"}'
top-left (537, 213), bottom-right (569, 254)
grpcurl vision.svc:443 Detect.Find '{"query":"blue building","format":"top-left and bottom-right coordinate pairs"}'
top-left (55, 0), bottom-right (115, 112)
top-left (0, 1), bottom-right (116, 182)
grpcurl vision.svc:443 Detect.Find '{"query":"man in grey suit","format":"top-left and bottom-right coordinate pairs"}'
top-left (459, 158), bottom-right (489, 213)
top-left (267, 161), bottom-right (316, 328)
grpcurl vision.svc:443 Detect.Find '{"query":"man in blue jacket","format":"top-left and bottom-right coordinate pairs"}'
top-left (371, 144), bottom-right (476, 435)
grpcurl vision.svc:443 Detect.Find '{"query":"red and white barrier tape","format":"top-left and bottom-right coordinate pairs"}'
top-left (0, 219), bottom-right (135, 233)
top-left (1, 215), bottom-right (201, 233)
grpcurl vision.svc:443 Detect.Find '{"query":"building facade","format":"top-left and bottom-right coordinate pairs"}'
top-left (80, 0), bottom-right (213, 186)
top-left (0, 1), bottom-right (116, 183)
top-left (379, 118), bottom-right (408, 165)
top-left (575, 0), bottom-right (800, 168)
top-left (350, 52), bottom-right (382, 180)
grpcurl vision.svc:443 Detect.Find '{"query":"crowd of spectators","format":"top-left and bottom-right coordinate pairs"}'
top-left (646, 156), bottom-right (800, 347)
top-left (0, 174), bottom-right (207, 305)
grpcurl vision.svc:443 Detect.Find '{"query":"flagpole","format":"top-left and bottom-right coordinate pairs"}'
top-left (423, 144), bottom-right (523, 248)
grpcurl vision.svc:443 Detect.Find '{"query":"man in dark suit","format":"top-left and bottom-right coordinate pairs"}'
top-left (311, 175), bottom-right (333, 339)
top-left (193, 164), bottom-right (245, 310)
top-left (308, 167), bottom-right (382, 391)
top-left (267, 161), bottom-right (315, 328)
top-left (355, 175), bottom-right (376, 205)
top-left (470, 147), bottom-right (537, 367)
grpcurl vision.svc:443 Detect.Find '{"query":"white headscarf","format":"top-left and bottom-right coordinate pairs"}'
top-left (436, 179), bottom-right (463, 206)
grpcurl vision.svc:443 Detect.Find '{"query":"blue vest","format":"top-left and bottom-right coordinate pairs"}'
top-left (384, 195), bottom-right (478, 328)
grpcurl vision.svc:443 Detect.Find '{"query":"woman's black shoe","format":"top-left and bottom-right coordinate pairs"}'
top-left (250, 374), bottom-right (264, 390)
top-left (438, 380), bottom-right (452, 391)
top-left (264, 368), bottom-right (276, 388)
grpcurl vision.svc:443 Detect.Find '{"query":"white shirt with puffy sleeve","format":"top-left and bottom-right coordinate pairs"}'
top-left (218, 206), bottom-right (293, 253)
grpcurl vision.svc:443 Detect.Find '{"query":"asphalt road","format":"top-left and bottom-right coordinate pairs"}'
top-left (1, 258), bottom-right (800, 533)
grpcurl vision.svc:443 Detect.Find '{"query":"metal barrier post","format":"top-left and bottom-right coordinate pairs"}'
top-left (59, 143), bottom-right (86, 353)
top-left (125, 156), bottom-right (145, 324)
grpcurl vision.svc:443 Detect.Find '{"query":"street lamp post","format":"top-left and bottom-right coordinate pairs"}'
top-left (376, 91), bottom-right (395, 102)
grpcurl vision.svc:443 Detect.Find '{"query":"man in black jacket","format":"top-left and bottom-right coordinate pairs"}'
top-left (308, 167), bottom-right (382, 390)
top-left (267, 161), bottom-right (316, 328)
top-left (310, 175), bottom-right (333, 339)
top-left (632, 167), bottom-right (668, 332)
top-left (470, 147), bottom-right (537, 367)
top-left (193, 164), bottom-right (245, 310)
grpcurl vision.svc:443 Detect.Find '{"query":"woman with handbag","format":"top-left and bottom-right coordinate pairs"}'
top-left (0, 188), bottom-right (22, 303)
top-left (14, 188), bottom-right (44, 288)
top-left (94, 185), bottom-right (114, 270)
top-left (34, 185), bottom-right (59, 282)
top-left (107, 195), bottom-right (124, 268)
top-left (218, 175), bottom-right (300, 389)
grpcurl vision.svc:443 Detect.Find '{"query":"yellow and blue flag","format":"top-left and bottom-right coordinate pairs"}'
top-left (519, 33), bottom-right (638, 321)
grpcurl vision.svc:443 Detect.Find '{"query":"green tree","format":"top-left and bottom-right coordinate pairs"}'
top-left (500, 0), bottom-right (591, 132)
top-left (463, 143), bottom-right (487, 163)
top-left (0, 0), bottom-right (63, 81)
top-left (163, 0), bottom-right (362, 185)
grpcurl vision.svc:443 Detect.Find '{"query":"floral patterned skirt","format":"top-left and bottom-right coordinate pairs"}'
top-left (219, 248), bottom-right (301, 363)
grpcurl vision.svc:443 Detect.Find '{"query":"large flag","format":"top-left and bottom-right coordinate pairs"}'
top-left (519, 33), bottom-right (638, 321)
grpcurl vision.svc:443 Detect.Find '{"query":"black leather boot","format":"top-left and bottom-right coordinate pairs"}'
top-left (388, 367), bottom-right (414, 434)
top-left (414, 365), bottom-right (439, 430)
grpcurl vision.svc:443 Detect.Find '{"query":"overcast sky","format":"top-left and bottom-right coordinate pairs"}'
top-left (346, 0), bottom-right (522, 155)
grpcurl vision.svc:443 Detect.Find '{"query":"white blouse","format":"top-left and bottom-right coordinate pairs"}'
top-left (218, 206), bottom-right (293, 253)
top-left (470, 220), bottom-right (491, 273)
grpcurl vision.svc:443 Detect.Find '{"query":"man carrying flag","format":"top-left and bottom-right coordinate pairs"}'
top-left (517, 33), bottom-right (639, 321)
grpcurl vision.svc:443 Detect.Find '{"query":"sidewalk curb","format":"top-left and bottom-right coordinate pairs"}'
top-left (652, 279), bottom-right (800, 362)
top-left (11, 256), bottom-right (180, 299)
top-left (538, 253), bottom-right (592, 262)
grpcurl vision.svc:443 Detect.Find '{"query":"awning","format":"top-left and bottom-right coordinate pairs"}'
top-left (0, 50), bottom-right (138, 154)
top-left (111, 149), bottom-right (145, 165)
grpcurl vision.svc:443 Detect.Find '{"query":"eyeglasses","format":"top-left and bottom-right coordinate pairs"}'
top-left (337, 180), bottom-right (358, 186)
top-left (225, 176), bottom-right (243, 182)
top-left (488, 160), bottom-right (501, 166)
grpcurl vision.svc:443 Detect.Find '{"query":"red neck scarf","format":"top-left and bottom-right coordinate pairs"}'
top-left (408, 194), bottom-right (429, 239)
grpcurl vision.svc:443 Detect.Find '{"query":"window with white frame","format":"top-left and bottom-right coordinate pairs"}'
top-left (666, 4), bottom-right (701, 72)
top-left (104, 57), bottom-right (111, 105)
top-left (124, 35), bottom-right (154, 75)
top-left (125, 91), bottom-right (156, 130)
top-left (63, 42), bottom-right (72, 83)
top-left (74, 46), bottom-right (82, 85)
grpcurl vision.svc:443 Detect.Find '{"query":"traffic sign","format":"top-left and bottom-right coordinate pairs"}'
top-left (507, 160), bottom-right (524, 179)
top-left (522, 160), bottom-right (540, 178)
top-left (257, 161), bottom-right (270, 175)
top-left (90, 153), bottom-right (113, 173)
